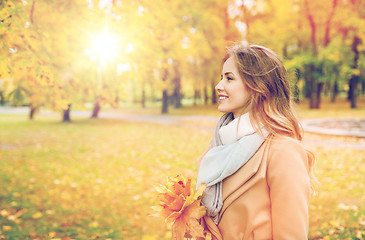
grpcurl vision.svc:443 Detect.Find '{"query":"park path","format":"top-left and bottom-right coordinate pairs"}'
top-left (1, 107), bottom-right (365, 150)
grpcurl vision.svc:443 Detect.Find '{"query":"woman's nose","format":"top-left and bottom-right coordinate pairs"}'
top-left (215, 80), bottom-right (224, 91)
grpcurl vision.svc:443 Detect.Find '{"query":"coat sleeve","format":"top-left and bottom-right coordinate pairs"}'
top-left (200, 215), bottom-right (223, 240)
top-left (266, 138), bottom-right (311, 239)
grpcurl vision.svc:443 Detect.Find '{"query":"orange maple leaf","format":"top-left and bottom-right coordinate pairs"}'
top-left (153, 175), bottom-right (207, 240)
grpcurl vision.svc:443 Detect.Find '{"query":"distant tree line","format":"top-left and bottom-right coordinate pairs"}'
top-left (0, 0), bottom-right (363, 121)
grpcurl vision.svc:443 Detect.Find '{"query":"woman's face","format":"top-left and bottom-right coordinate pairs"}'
top-left (215, 56), bottom-right (252, 118)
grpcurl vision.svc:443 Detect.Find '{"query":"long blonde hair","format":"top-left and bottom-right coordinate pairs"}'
top-left (225, 43), bottom-right (318, 192)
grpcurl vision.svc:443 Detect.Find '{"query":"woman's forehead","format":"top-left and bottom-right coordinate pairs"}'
top-left (222, 57), bottom-right (239, 74)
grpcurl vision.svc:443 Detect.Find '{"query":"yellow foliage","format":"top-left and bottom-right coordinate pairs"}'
top-left (32, 212), bottom-right (43, 219)
top-left (0, 210), bottom-right (9, 217)
top-left (0, 62), bottom-right (11, 79)
top-left (0, 8), bottom-right (10, 21)
top-left (89, 221), bottom-right (99, 228)
top-left (2, 225), bottom-right (11, 231)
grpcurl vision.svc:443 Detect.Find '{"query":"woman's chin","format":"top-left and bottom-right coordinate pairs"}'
top-left (217, 106), bottom-right (228, 113)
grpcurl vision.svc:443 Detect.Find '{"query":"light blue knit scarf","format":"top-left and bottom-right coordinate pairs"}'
top-left (197, 112), bottom-right (268, 224)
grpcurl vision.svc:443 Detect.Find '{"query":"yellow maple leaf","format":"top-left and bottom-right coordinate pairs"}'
top-left (172, 200), bottom-right (206, 240)
top-left (153, 174), bottom-right (207, 240)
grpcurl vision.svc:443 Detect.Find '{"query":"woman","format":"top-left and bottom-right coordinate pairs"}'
top-left (196, 43), bottom-right (316, 240)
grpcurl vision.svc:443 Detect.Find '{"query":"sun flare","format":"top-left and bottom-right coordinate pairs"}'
top-left (85, 31), bottom-right (119, 66)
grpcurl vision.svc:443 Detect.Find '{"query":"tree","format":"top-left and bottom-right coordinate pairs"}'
top-left (1, 0), bottom-right (94, 120)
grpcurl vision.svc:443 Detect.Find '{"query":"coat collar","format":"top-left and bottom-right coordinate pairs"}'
top-left (219, 135), bottom-right (273, 222)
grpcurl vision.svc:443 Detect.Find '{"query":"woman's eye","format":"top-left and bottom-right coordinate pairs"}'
top-left (227, 77), bottom-right (233, 81)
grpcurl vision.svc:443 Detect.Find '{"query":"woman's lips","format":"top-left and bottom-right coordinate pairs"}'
top-left (218, 95), bottom-right (228, 102)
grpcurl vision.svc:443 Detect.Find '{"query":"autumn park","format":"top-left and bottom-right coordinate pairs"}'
top-left (0, 0), bottom-right (365, 239)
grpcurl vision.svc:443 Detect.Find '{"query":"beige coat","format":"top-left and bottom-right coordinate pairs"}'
top-left (200, 135), bottom-right (311, 240)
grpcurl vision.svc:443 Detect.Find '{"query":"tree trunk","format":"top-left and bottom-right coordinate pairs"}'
top-left (91, 100), bottom-right (100, 118)
top-left (193, 89), bottom-right (197, 106)
top-left (141, 85), bottom-right (146, 108)
top-left (315, 82), bottom-right (323, 108)
top-left (204, 86), bottom-right (208, 105)
top-left (0, 91), bottom-right (5, 106)
top-left (173, 85), bottom-right (182, 108)
top-left (63, 104), bottom-right (72, 122)
top-left (211, 79), bottom-right (217, 104)
top-left (173, 65), bottom-right (182, 109)
top-left (293, 69), bottom-right (300, 103)
top-left (305, 64), bottom-right (317, 109)
top-left (349, 35), bottom-right (360, 108)
top-left (349, 77), bottom-right (358, 108)
top-left (162, 90), bottom-right (168, 113)
top-left (304, 0), bottom-right (318, 109)
top-left (161, 68), bottom-right (169, 114)
top-left (304, 78), bottom-right (311, 99)
top-left (331, 80), bottom-right (338, 103)
top-left (114, 91), bottom-right (119, 108)
top-left (282, 44), bottom-right (288, 58)
top-left (29, 105), bottom-right (39, 120)
top-left (323, 82), bottom-right (328, 96)
top-left (349, 76), bottom-right (359, 108)
top-left (309, 69), bottom-right (317, 109)
top-left (194, 89), bottom-right (200, 106)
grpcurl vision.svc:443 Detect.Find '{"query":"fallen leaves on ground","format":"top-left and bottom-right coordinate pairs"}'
top-left (0, 114), bottom-right (364, 239)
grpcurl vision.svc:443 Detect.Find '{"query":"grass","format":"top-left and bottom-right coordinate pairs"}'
top-left (0, 114), bottom-right (212, 240)
top-left (0, 98), bottom-right (364, 240)
top-left (102, 103), bottom-right (220, 116)
top-left (103, 96), bottom-right (365, 118)
top-left (295, 96), bottom-right (365, 119)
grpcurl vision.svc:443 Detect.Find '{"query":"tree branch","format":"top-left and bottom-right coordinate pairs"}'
top-left (30, 0), bottom-right (35, 24)
top-left (304, 0), bottom-right (317, 55)
top-left (324, 0), bottom-right (338, 47)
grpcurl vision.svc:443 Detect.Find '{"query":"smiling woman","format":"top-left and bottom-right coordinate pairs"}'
top-left (197, 43), bottom-right (317, 240)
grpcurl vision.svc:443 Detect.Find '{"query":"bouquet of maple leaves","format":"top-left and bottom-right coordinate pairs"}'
top-left (152, 175), bottom-right (211, 240)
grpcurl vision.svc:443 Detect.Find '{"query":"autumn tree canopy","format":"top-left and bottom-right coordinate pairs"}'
top-left (0, 0), bottom-right (364, 119)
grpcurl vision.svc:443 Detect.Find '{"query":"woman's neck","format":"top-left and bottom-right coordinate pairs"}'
top-left (233, 108), bottom-right (251, 119)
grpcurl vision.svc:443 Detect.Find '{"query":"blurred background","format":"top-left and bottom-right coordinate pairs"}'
top-left (0, 0), bottom-right (364, 239)
top-left (0, 0), bottom-right (364, 115)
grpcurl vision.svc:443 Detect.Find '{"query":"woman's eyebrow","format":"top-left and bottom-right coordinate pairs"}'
top-left (221, 72), bottom-right (234, 79)
top-left (224, 72), bottom-right (234, 76)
